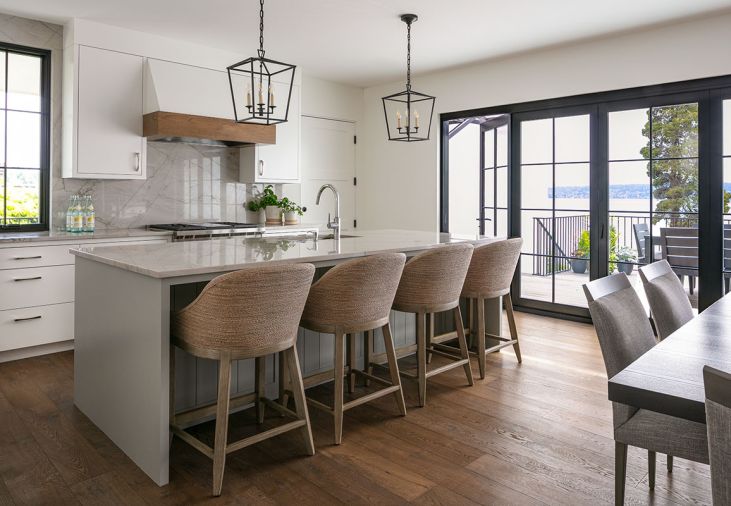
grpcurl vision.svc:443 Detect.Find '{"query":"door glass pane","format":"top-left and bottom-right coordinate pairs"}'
top-left (0, 168), bottom-right (4, 224)
top-left (554, 163), bottom-right (589, 210)
top-left (723, 159), bottom-right (731, 282)
top-left (484, 131), bottom-right (494, 168)
top-left (496, 166), bottom-right (508, 208)
top-left (724, 100), bottom-right (731, 157)
top-left (651, 103), bottom-right (698, 159)
top-left (609, 108), bottom-right (649, 161)
top-left (520, 209), bottom-right (553, 302)
top-left (521, 119), bottom-right (552, 164)
top-left (496, 125), bottom-right (508, 166)
top-left (554, 210), bottom-right (589, 307)
top-left (5, 169), bottom-right (40, 225)
top-left (0, 51), bottom-right (5, 109)
top-left (6, 111), bottom-right (40, 168)
top-left (651, 159), bottom-right (698, 228)
top-left (555, 115), bottom-right (590, 163)
top-left (609, 161), bottom-right (651, 212)
top-left (521, 164), bottom-right (552, 208)
top-left (484, 168), bottom-right (494, 207)
top-left (7, 53), bottom-right (41, 112)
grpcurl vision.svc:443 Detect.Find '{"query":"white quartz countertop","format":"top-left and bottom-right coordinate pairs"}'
top-left (71, 229), bottom-right (498, 279)
top-left (0, 228), bottom-right (172, 244)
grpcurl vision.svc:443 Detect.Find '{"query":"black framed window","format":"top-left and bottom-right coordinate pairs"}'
top-left (0, 42), bottom-right (50, 232)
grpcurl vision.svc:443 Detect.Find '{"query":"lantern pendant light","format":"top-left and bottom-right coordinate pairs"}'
top-left (382, 14), bottom-right (436, 142)
top-left (227, 0), bottom-right (296, 125)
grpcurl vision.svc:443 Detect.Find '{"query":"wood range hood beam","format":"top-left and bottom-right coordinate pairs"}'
top-left (143, 111), bottom-right (276, 146)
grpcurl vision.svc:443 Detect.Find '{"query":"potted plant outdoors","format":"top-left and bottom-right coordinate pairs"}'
top-left (247, 185), bottom-right (281, 224)
top-left (616, 246), bottom-right (638, 275)
top-left (570, 230), bottom-right (590, 274)
top-left (279, 197), bottom-right (306, 225)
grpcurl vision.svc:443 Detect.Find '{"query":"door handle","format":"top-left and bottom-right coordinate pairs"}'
top-left (13, 276), bottom-right (42, 282)
top-left (14, 315), bottom-right (42, 322)
top-left (134, 152), bottom-right (141, 172)
top-left (13, 255), bottom-right (42, 260)
top-left (600, 224), bottom-right (605, 239)
top-left (258, 160), bottom-right (264, 176)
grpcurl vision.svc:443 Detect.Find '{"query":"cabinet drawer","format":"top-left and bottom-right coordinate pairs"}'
top-left (0, 265), bottom-right (75, 310)
top-left (0, 244), bottom-right (77, 270)
top-left (0, 303), bottom-right (74, 352)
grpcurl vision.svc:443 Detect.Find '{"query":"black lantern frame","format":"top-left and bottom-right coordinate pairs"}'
top-left (382, 14), bottom-right (436, 142)
top-left (227, 0), bottom-right (296, 125)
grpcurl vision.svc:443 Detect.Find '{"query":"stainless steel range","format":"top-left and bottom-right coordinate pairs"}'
top-left (147, 222), bottom-right (319, 241)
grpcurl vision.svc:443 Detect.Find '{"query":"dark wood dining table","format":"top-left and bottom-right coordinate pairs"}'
top-left (608, 293), bottom-right (731, 423)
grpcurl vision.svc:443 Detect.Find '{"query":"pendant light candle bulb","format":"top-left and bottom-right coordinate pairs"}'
top-left (396, 110), bottom-right (402, 128)
top-left (268, 85), bottom-right (274, 107)
top-left (246, 87), bottom-right (252, 107)
top-left (414, 110), bottom-right (420, 128)
top-left (258, 82), bottom-right (264, 105)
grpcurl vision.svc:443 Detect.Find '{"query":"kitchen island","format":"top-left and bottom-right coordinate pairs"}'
top-left (71, 229), bottom-right (502, 486)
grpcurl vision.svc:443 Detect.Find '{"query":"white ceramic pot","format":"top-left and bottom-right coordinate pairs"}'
top-left (284, 211), bottom-right (299, 225)
top-left (264, 206), bottom-right (281, 224)
top-left (257, 209), bottom-right (266, 225)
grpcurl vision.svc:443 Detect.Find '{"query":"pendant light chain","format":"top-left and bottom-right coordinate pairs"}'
top-left (258, 0), bottom-right (265, 58)
top-left (406, 19), bottom-right (411, 91)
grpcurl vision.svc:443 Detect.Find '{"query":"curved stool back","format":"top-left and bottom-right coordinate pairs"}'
top-left (170, 263), bottom-right (316, 497)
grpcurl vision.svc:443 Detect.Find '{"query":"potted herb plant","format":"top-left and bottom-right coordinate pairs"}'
top-left (570, 230), bottom-right (590, 274)
top-left (279, 197), bottom-right (306, 225)
top-left (247, 185), bottom-right (281, 224)
top-left (616, 246), bottom-right (637, 275)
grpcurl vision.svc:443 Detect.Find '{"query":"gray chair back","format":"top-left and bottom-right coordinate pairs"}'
top-left (703, 365), bottom-right (731, 506)
top-left (639, 260), bottom-right (694, 340)
top-left (633, 223), bottom-right (649, 263)
top-left (583, 273), bottom-right (657, 428)
top-left (660, 227), bottom-right (698, 275)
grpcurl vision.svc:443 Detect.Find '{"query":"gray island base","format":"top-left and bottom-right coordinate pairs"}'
top-left (71, 230), bottom-right (503, 486)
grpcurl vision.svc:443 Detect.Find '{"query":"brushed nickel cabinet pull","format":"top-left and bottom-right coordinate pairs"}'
top-left (135, 152), bottom-right (141, 172)
top-left (13, 255), bottom-right (42, 260)
top-left (13, 315), bottom-right (42, 322)
top-left (258, 160), bottom-right (264, 176)
top-left (13, 276), bottom-right (42, 282)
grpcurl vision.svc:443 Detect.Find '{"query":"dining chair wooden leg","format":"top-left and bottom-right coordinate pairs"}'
top-left (476, 297), bottom-right (487, 379)
top-left (416, 312), bottom-right (428, 407)
top-left (382, 323), bottom-right (407, 416)
top-left (505, 293), bottom-right (522, 364)
top-left (212, 355), bottom-right (232, 497)
top-left (255, 356), bottom-right (265, 424)
top-left (426, 313), bottom-right (434, 364)
top-left (667, 455), bottom-right (673, 473)
top-left (333, 332), bottom-right (345, 445)
top-left (363, 330), bottom-right (373, 387)
top-left (648, 450), bottom-right (656, 490)
top-left (285, 346), bottom-right (315, 455)
top-left (169, 345), bottom-right (176, 447)
top-left (615, 442), bottom-right (627, 506)
top-left (347, 333), bottom-right (356, 394)
top-left (278, 350), bottom-right (290, 411)
top-left (454, 306), bottom-right (474, 386)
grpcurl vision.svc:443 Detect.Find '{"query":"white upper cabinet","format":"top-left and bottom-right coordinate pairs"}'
top-left (240, 81), bottom-right (300, 183)
top-left (63, 45), bottom-right (146, 179)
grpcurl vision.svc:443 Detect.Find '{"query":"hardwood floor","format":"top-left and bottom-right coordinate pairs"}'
top-left (0, 312), bottom-right (712, 505)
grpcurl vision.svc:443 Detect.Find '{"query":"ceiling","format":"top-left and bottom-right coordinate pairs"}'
top-left (2, 0), bottom-right (731, 87)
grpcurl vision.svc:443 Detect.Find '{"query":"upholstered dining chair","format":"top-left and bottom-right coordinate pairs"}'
top-left (583, 273), bottom-right (709, 505)
top-left (704, 365), bottom-right (731, 506)
top-left (639, 260), bottom-right (694, 341)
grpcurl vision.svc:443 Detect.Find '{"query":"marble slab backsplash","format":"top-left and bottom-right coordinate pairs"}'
top-left (51, 142), bottom-right (280, 230)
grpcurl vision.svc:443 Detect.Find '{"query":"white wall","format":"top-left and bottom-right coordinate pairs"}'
top-left (358, 12), bottom-right (731, 232)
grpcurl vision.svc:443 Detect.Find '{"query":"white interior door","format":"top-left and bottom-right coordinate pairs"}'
top-left (300, 117), bottom-right (356, 230)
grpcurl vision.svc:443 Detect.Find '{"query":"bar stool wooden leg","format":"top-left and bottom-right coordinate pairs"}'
top-left (467, 298), bottom-right (475, 348)
top-left (333, 332), bottom-right (345, 445)
top-left (426, 313), bottom-right (434, 364)
top-left (416, 312), bottom-right (427, 407)
top-left (382, 323), bottom-right (407, 416)
top-left (255, 356), bottom-right (265, 424)
top-left (476, 297), bottom-right (487, 379)
top-left (169, 345), bottom-right (176, 447)
top-left (285, 346), bottom-right (315, 455)
top-left (454, 306), bottom-right (474, 386)
top-left (347, 333), bottom-right (356, 394)
top-left (364, 330), bottom-right (373, 387)
top-left (278, 350), bottom-right (290, 411)
top-left (212, 354), bottom-right (232, 497)
top-left (505, 293), bottom-right (522, 363)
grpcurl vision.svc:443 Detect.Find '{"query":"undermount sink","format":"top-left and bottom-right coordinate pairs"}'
top-left (319, 233), bottom-right (360, 239)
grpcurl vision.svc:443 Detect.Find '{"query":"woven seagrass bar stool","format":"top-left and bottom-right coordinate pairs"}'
top-left (388, 243), bottom-right (475, 407)
top-left (299, 253), bottom-right (407, 445)
top-left (461, 238), bottom-right (523, 379)
top-left (170, 263), bottom-right (316, 496)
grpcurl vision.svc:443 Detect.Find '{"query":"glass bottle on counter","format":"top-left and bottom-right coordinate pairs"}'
top-left (82, 195), bottom-right (95, 232)
top-left (72, 195), bottom-right (84, 233)
top-left (66, 196), bottom-right (76, 232)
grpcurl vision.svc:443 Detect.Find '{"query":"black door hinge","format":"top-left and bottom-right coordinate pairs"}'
top-left (353, 177), bottom-right (357, 186)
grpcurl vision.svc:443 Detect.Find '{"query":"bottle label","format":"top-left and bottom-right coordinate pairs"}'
top-left (85, 214), bottom-right (95, 231)
top-left (73, 215), bottom-right (83, 230)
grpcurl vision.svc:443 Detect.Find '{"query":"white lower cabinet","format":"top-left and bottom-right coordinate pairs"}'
top-left (0, 265), bottom-right (75, 311)
top-left (0, 303), bottom-right (74, 352)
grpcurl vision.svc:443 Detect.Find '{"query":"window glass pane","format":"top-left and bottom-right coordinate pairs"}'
top-left (496, 125), bottom-right (508, 166)
top-left (555, 115), bottom-right (590, 163)
top-left (609, 108), bottom-right (649, 161)
top-left (520, 209), bottom-right (553, 302)
top-left (5, 169), bottom-right (40, 225)
top-left (521, 164), bottom-right (552, 209)
top-left (723, 158), bottom-right (731, 273)
top-left (6, 111), bottom-right (40, 168)
top-left (723, 100), bottom-right (731, 157)
top-left (496, 166), bottom-right (507, 208)
top-left (483, 208), bottom-right (495, 236)
top-left (483, 130), bottom-right (494, 168)
top-left (651, 158), bottom-right (698, 227)
top-left (484, 168), bottom-right (494, 207)
top-left (0, 51), bottom-right (5, 109)
top-left (7, 53), bottom-right (41, 112)
top-left (554, 163), bottom-right (589, 210)
top-left (0, 111), bottom-right (5, 163)
top-left (496, 209), bottom-right (508, 238)
top-left (609, 161), bottom-right (651, 213)
top-left (0, 168), bottom-right (4, 223)
top-left (521, 119), bottom-right (552, 164)
top-left (651, 103), bottom-right (698, 159)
